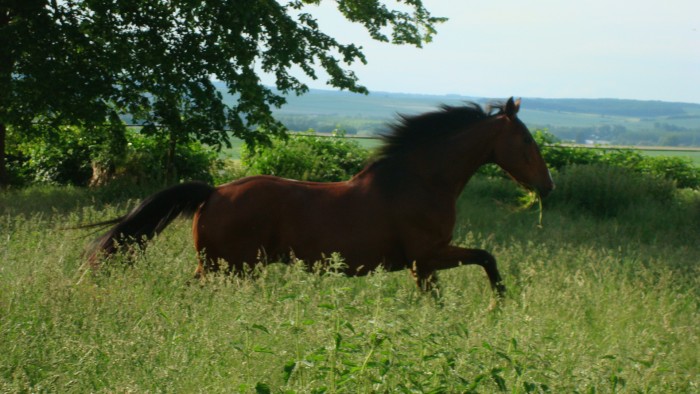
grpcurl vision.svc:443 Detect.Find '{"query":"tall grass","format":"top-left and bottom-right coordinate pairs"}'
top-left (1, 178), bottom-right (698, 392)
top-left (548, 164), bottom-right (676, 218)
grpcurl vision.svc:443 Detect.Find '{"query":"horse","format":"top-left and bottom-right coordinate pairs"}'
top-left (86, 97), bottom-right (553, 297)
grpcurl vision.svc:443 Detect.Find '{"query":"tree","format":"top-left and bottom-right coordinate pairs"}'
top-left (1, 0), bottom-right (127, 185)
top-left (0, 0), bottom-right (445, 186)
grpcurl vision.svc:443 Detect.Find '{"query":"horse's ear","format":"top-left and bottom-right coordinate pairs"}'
top-left (505, 97), bottom-right (521, 119)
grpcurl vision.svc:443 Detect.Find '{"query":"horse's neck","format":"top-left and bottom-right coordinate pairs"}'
top-left (406, 131), bottom-right (495, 197)
top-left (362, 138), bottom-right (493, 200)
top-left (355, 120), bottom-right (499, 198)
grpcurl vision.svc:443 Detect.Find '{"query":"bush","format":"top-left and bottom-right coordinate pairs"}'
top-left (533, 130), bottom-right (700, 189)
top-left (117, 131), bottom-right (217, 185)
top-left (211, 159), bottom-right (248, 186)
top-left (636, 156), bottom-right (700, 189)
top-left (8, 125), bottom-right (94, 186)
top-left (6, 125), bottom-right (218, 187)
top-left (549, 164), bottom-right (676, 217)
top-left (241, 131), bottom-right (370, 182)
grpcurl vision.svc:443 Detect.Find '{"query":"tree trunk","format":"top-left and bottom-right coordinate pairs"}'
top-left (165, 127), bottom-right (177, 184)
top-left (0, 122), bottom-right (7, 188)
top-left (0, 8), bottom-right (10, 188)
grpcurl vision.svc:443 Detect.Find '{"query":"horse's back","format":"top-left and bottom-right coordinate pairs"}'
top-left (193, 175), bottom-right (401, 273)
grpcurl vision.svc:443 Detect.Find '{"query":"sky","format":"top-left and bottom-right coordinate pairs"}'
top-left (274, 0), bottom-right (700, 104)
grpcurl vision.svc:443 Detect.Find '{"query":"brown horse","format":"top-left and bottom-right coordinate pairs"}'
top-left (87, 98), bottom-right (553, 296)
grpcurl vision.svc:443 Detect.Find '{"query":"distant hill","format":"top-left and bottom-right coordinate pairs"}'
top-left (520, 98), bottom-right (691, 118)
top-left (216, 84), bottom-right (700, 146)
top-left (280, 90), bottom-right (700, 146)
top-left (274, 88), bottom-right (700, 119)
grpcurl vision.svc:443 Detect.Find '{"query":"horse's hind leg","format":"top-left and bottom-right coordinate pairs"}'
top-left (410, 261), bottom-right (442, 299)
top-left (193, 259), bottom-right (205, 280)
top-left (191, 247), bottom-right (231, 281)
top-left (191, 251), bottom-right (213, 282)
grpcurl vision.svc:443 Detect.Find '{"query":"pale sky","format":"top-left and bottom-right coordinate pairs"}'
top-left (274, 1), bottom-right (700, 104)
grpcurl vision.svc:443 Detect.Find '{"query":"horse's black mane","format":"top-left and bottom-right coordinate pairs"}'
top-left (377, 101), bottom-right (507, 159)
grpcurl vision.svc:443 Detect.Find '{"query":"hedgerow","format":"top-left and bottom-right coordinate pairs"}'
top-left (241, 131), bottom-right (370, 182)
top-left (534, 130), bottom-right (699, 189)
top-left (6, 127), bottom-right (216, 187)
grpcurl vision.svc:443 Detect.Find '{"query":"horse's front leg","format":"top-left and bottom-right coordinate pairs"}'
top-left (413, 246), bottom-right (506, 297)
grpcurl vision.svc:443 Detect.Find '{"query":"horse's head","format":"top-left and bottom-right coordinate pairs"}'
top-left (492, 98), bottom-right (554, 197)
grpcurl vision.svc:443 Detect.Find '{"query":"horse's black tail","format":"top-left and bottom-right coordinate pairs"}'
top-left (85, 181), bottom-right (216, 266)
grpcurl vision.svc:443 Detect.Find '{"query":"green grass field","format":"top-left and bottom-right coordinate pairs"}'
top-left (640, 149), bottom-right (700, 166)
top-left (1, 176), bottom-right (698, 392)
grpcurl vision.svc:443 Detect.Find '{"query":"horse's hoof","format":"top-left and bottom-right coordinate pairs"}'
top-left (487, 296), bottom-right (503, 312)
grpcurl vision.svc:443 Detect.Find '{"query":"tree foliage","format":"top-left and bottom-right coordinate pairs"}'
top-left (0, 0), bottom-right (445, 186)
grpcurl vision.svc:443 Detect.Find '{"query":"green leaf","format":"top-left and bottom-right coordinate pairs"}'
top-left (255, 382), bottom-right (271, 394)
top-left (283, 360), bottom-right (297, 384)
top-left (252, 324), bottom-right (270, 334)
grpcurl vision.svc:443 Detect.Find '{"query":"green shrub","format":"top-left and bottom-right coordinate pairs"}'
top-left (533, 130), bottom-right (700, 189)
top-left (6, 124), bottom-right (218, 187)
top-left (241, 131), bottom-right (370, 182)
top-left (545, 147), bottom-right (700, 189)
top-left (549, 164), bottom-right (676, 217)
top-left (118, 131), bottom-right (217, 185)
top-left (636, 156), bottom-right (700, 189)
top-left (9, 125), bottom-right (94, 186)
top-left (211, 159), bottom-right (248, 185)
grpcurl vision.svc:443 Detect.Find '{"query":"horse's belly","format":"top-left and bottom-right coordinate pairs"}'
top-left (196, 178), bottom-right (403, 273)
top-left (275, 201), bottom-right (400, 274)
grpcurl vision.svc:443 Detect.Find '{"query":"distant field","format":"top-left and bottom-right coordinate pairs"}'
top-left (216, 87), bottom-right (700, 146)
top-left (639, 148), bottom-right (700, 166)
top-left (219, 137), bottom-right (247, 160)
top-left (220, 135), bottom-right (700, 167)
